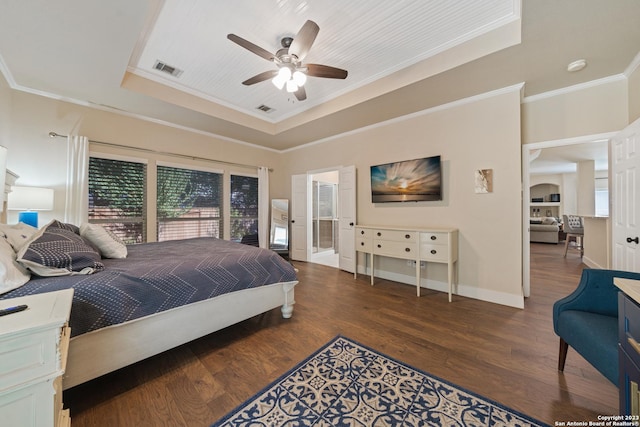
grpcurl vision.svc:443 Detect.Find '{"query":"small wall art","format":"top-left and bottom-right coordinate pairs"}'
top-left (474, 169), bottom-right (493, 193)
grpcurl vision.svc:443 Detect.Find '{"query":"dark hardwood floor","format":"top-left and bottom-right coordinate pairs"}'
top-left (64, 242), bottom-right (617, 426)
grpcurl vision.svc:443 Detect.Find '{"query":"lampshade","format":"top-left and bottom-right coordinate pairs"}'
top-left (7, 186), bottom-right (54, 211)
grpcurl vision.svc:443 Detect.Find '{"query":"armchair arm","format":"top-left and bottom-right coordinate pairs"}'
top-left (553, 268), bottom-right (640, 333)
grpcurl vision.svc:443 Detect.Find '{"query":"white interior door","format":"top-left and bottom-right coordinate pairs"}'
top-left (290, 174), bottom-right (311, 262)
top-left (338, 165), bottom-right (356, 273)
top-left (521, 146), bottom-right (531, 297)
top-left (612, 118), bottom-right (640, 271)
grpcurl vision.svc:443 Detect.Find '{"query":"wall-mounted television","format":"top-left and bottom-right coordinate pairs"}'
top-left (370, 155), bottom-right (442, 203)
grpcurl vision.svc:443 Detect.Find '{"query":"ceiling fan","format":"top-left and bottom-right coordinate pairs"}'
top-left (227, 20), bottom-right (348, 101)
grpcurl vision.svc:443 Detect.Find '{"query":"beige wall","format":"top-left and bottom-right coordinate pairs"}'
top-left (0, 73), bottom-right (11, 151)
top-left (281, 87), bottom-right (525, 307)
top-left (522, 78), bottom-right (628, 144)
top-left (629, 62), bottom-right (640, 123)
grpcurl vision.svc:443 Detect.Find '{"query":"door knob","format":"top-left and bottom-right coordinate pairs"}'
top-left (627, 237), bottom-right (640, 244)
top-left (291, 220), bottom-right (295, 223)
top-left (350, 222), bottom-right (354, 226)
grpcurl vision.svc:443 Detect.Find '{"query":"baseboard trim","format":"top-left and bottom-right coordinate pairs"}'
top-left (356, 266), bottom-right (524, 309)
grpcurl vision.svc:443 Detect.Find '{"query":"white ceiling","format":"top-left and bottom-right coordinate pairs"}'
top-left (530, 141), bottom-right (609, 176)
top-left (132, 0), bottom-right (517, 122)
top-left (0, 0), bottom-right (639, 152)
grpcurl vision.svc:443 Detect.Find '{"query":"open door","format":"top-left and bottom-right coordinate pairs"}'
top-left (290, 174), bottom-right (311, 262)
top-left (338, 165), bottom-right (356, 273)
top-left (612, 117), bottom-right (640, 271)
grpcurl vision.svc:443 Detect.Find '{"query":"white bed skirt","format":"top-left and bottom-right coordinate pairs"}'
top-left (63, 280), bottom-right (297, 389)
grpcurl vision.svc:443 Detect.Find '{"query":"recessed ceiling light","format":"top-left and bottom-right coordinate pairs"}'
top-left (567, 59), bottom-right (587, 72)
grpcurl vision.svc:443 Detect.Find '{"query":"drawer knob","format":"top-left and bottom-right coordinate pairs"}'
top-left (377, 244), bottom-right (381, 248)
top-left (431, 249), bottom-right (437, 255)
top-left (360, 242), bottom-right (364, 246)
top-left (360, 230), bottom-right (365, 235)
top-left (405, 234), bottom-right (411, 239)
top-left (430, 235), bottom-right (437, 241)
top-left (405, 247), bottom-right (411, 252)
top-left (377, 232), bottom-right (382, 237)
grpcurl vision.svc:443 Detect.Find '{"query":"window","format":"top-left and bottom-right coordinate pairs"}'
top-left (157, 165), bottom-right (223, 241)
top-left (230, 175), bottom-right (259, 242)
top-left (595, 177), bottom-right (609, 217)
top-left (88, 157), bottom-right (146, 244)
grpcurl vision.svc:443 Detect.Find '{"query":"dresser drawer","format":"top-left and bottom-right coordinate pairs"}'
top-left (420, 243), bottom-right (449, 262)
top-left (621, 294), bottom-right (640, 369)
top-left (0, 328), bottom-right (62, 391)
top-left (356, 227), bottom-right (372, 238)
top-left (373, 229), bottom-right (417, 243)
top-left (420, 232), bottom-right (448, 246)
top-left (373, 240), bottom-right (417, 258)
top-left (356, 236), bottom-right (372, 252)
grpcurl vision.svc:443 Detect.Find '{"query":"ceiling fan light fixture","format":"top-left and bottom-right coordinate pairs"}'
top-left (272, 76), bottom-right (286, 90)
top-left (292, 70), bottom-right (307, 86)
top-left (286, 79), bottom-right (298, 93)
top-left (272, 67), bottom-right (293, 89)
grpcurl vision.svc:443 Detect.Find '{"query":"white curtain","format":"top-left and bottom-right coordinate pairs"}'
top-left (64, 135), bottom-right (89, 225)
top-left (258, 166), bottom-right (269, 248)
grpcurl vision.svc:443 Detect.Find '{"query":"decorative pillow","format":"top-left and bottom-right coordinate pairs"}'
top-left (16, 220), bottom-right (104, 276)
top-left (0, 238), bottom-right (31, 294)
top-left (541, 217), bottom-right (557, 225)
top-left (0, 222), bottom-right (38, 252)
top-left (80, 223), bottom-right (127, 259)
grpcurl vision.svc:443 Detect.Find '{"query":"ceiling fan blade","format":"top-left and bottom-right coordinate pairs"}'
top-left (305, 64), bottom-right (348, 79)
top-left (242, 70), bottom-right (278, 85)
top-left (288, 20), bottom-right (319, 61)
top-left (294, 86), bottom-right (307, 101)
top-left (227, 34), bottom-right (276, 62)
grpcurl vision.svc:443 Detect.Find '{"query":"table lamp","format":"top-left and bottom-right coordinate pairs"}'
top-left (7, 186), bottom-right (54, 228)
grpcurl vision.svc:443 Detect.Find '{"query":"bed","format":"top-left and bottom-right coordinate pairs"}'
top-left (0, 221), bottom-right (298, 389)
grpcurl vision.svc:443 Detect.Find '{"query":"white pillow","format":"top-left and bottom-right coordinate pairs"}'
top-left (80, 223), bottom-right (127, 259)
top-left (0, 222), bottom-right (38, 252)
top-left (0, 237), bottom-right (31, 294)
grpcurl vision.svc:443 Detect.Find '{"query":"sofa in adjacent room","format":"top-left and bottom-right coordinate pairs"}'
top-left (530, 217), bottom-right (560, 244)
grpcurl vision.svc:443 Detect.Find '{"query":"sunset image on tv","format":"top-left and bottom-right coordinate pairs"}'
top-left (370, 156), bottom-right (441, 202)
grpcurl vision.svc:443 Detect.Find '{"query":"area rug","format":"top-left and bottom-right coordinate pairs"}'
top-left (212, 336), bottom-right (549, 426)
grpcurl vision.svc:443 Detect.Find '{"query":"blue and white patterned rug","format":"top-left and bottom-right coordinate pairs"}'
top-left (212, 336), bottom-right (549, 426)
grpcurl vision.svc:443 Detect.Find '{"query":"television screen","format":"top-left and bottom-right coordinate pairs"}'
top-left (370, 155), bottom-right (442, 202)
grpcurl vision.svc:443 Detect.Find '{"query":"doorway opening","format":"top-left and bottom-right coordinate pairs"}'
top-left (522, 132), bottom-right (614, 297)
top-left (310, 170), bottom-right (339, 268)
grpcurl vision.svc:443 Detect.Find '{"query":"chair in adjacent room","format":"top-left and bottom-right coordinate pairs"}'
top-left (562, 214), bottom-right (584, 257)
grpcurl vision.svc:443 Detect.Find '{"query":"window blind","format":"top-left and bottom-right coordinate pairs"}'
top-left (88, 157), bottom-right (147, 243)
top-left (230, 175), bottom-right (259, 242)
top-left (157, 165), bottom-right (223, 241)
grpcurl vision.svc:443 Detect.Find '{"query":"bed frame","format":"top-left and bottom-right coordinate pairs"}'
top-left (63, 280), bottom-right (296, 389)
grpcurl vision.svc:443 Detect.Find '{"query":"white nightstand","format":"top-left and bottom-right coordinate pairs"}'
top-left (0, 289), bottom-right (74, 427)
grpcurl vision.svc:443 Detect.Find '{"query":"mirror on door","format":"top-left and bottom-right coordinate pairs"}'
top-left (270, 199), bottom-right (289, 256)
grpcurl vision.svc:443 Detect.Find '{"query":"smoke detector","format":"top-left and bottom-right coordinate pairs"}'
top-left (567, 59), bottom-right (587, 72)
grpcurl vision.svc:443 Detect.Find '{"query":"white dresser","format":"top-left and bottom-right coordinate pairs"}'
top-left (0, 289), bottom-right (74, 427)
top-left (355, 225), bottom-right (458, 301)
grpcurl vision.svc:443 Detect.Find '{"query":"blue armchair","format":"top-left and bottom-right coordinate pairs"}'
top-left (553, 268), bottom-right (640, 384)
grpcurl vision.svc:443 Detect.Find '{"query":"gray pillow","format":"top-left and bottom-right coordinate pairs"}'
top-left (17, 220), bottom-right (104, 276)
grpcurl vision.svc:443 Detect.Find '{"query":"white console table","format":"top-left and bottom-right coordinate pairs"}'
top-left (354, 225), bottom-right (458, 301)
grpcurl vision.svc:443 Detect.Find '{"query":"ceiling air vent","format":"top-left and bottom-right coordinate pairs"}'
top-left (256, 104), bottom-right (275, 113)
top-left (153, 60), bottom-right (183, 78)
